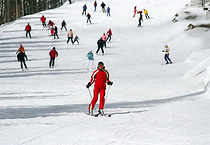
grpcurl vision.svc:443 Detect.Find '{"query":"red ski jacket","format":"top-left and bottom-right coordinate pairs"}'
top-left (25, 25), bottom-right (31, 31)
top-left (40, 16), bottom-right (46, 23)
top-left (49, 49), bottom-right (58, 58)
top-left (89, 67), bottom-right (110, 88)
top-left (107, 29), bottom-right (112, 36)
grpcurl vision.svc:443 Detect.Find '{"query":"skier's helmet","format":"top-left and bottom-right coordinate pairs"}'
top-left (98, 61), bottom-right (104, 66)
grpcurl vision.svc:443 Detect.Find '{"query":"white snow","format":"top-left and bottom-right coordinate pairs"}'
top-left (1, 0), bottom-right (210, 144)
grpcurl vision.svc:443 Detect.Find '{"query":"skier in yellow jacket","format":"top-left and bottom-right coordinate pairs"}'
top-left (143, 9), bottom-right (150, 19)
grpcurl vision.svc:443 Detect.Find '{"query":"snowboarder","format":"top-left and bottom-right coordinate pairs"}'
top-left (96, 37), bottom-right (104, 55)
top-left (107, 7), bottom-right (111, 16)
top-left (143, 9), bottom-right (150, 19)
top-left (162, 45), bottom-right (172, 64)
top-left (82, 4), bottom-right (87, 15)
top-left (86, 61), bottom-right (113, 115)
top-left (138, 11), bottom-right (143, 27)
top-left (49, 47), bottom-right (58, 68)
top-left (87, 13), bottom-right (92, 24)
top-left (102, 33), bottom-right (107, 47)
top-left (67, 29), bottom-right (74, 44)
top-left (133, 6), bottom-right (137, 17)
top-left (17, 51), bottom-right (28, 71)
top-left (40, 15), bottom-right (46, 27)
top-left (73, 35), bottom-right (80, 44)
top-left (25, 23), bottom-right (31, 38)
top-left (94, 1), bottom-right (97, 12)
top-left (106, 28), bottom-right (112, 42)
top-left (16, 44), bottom-right (25, 54)
top-left (61, 20), bottom-right (67, 31)
top-left (86, 51), bottom-right (95, 70)
top-left (101, 1), bottom-right (106, 13)
top-left (53, 26), bottom-right (59, 39)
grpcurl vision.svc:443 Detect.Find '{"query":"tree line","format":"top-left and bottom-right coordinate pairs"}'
top-left (0, 0), bottom-right (67, 25)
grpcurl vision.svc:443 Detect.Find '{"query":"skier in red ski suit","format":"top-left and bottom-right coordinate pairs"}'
top-left (86, 61), bottom-right (113, 115)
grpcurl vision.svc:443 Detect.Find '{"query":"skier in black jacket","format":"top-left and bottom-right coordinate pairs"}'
top-left (101, 2), bottom-right (106, 13)
top-left (96, 37), bottom-right (104, 55)
top-left (17, 52), bottom-right (28, 71)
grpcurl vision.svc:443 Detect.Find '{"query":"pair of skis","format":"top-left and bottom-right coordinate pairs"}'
top-left (85, 112), bottom-right (111, 117)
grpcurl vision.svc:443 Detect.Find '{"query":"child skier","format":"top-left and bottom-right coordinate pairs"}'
top-left (86, 61), bottom-right (113, 115)
top-left (49, 47), bottom-right (58, 68)
top-left (73, 35), bottom-right (80, 44)
top-left (162, 45), bottom-right (172, 64)
top-left (86, 51), bottom-right (95, 70)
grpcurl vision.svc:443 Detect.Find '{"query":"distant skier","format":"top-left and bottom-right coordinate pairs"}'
top-left (17, 50), bottom-right (28, 71)
top-left (49, 47), bottom-right (58, 68)
top-left (138, 11), bottom-right (143, 27)
top-left (87, 13), bottom-right (92, 24)
top-left (107, 7), bottom-right (111, 16)
top-left (133, 6), bottom-right (137, 17)
top-left (86, 51), bottom-right (95, 70)
top-left (102, 33), bottom-right (107, 47)
top-left (67, 29), bottom-right (74, 44)
top-left (94, 1), bottom-right (97, 12)
top-left (86, 61), bottom-right (113, 115)
top-left (143, 9), bottom-right (150, 19)
top-left (16, 44), bottom-right (25, 54)
top-left (73, 35), bottom-right (80, 44)
top-left (68, 0), bottom-right (71, 4)
top-left (106, 28), bottom-right (112, 42)
top-left (48, 20), bottom-right (54, 27)
top-left (96, 37), bottom-right (104, 55)
top-left (40, 15), bottom-right (46, 27)
top-left (61, 20), bottom-right (67, 31)
top-left (101, 1), bottom-right (106, 13)
top-left (25, 23), bottom-right (31, 38)
top-left (162, 45), bottom-right (172, 64)
top-left (53, 26), bottom-right (59, 39)
top-left (82, 4), bottom-right (87, 15)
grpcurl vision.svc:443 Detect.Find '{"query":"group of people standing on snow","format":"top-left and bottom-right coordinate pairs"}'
top-left (81, 1), bottom-right (111, 24)
top-left (133, 6), bottom-right (151, 27)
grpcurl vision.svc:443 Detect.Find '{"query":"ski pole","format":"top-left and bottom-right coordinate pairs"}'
top-left (105, 85), bottom-right (111, 101)
top-left (88, 88), bottom-right (92, 100)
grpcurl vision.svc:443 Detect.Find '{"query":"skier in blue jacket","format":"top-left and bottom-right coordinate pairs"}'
top-left (86, 51), bottom-right (95, 70)
top-left (82, 4), bottom-right (87, 15)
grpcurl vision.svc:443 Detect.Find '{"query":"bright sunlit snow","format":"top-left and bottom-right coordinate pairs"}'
top-left (1, 0), bottom-right (210, 144)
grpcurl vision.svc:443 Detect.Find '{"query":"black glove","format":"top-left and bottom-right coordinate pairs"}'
top-left (86, 82), bottom-right (91, 88)
top-left (107, 81), bottom-right (113, 86)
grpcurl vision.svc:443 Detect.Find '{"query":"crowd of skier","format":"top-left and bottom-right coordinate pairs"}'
top-left (15, 1), bottom-right (172, 115)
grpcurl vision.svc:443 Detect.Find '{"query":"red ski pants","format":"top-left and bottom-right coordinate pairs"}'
top-left (89, 87), bottom-right (105, 110)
